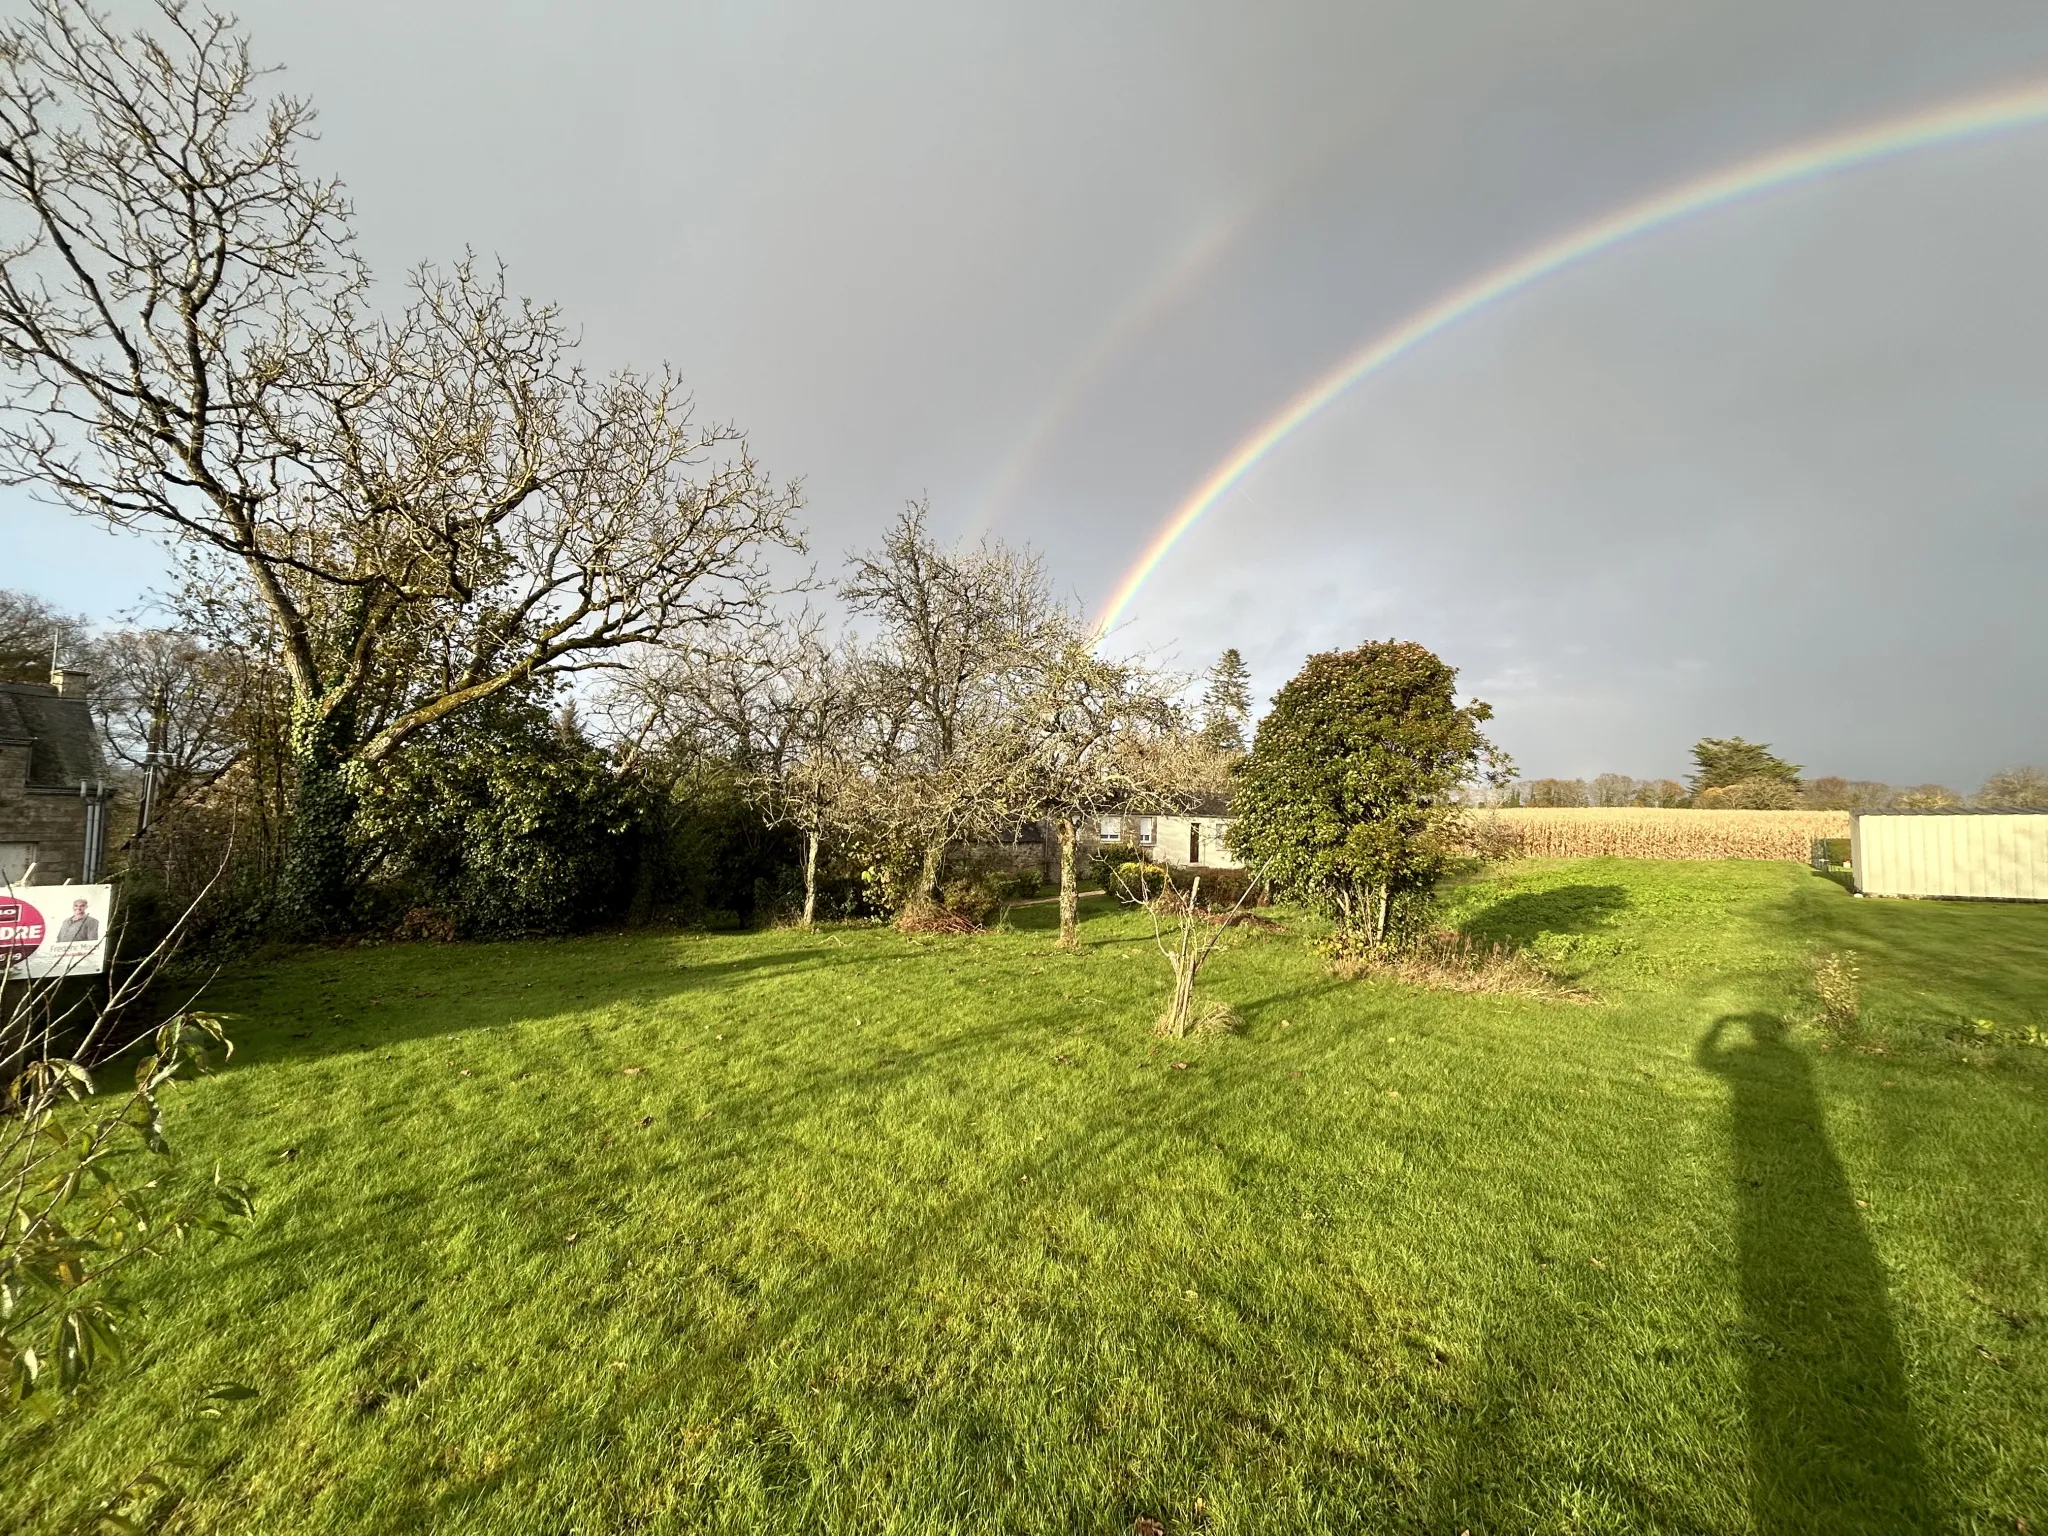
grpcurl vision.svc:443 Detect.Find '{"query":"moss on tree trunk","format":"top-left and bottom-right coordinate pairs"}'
top-left (1057, 818), bottom-right (1079, 950)
top-left (277, 706), bottom-right (360, 938)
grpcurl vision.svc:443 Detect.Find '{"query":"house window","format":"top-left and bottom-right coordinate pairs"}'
top-left (1097, 815), bottom-right (1122, 842)
top-left (0, 843), bottom-right (36, 885)
top-left (1135, 817), bottom-right (1155, 846)
top-left (1189, 822), bottom-right (1202, 864)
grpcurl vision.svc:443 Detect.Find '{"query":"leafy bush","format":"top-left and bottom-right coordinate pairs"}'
top-left (1229, 640), bottom-right (1498, 946)
top-left (992, 868), bottom-right (1045, 902)
top-left (1173, 866), bottom-right (1265, 910)
top-left (939, 877), bottom-right (1000, 928)
top-left (1109, 860), bottom-right (1170, 904)
top-left (627, 763), bottom-right (804, 928)
top-left (945, 848), bottom-right (1045, 905)
top-left (357, 704), bottom-right (641, 938)
top-left (1089, 841), bottom-right (1143, 892)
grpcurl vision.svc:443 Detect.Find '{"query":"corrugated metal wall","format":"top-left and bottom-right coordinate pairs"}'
top-left (1852, 813), bottom-right (2048, 901)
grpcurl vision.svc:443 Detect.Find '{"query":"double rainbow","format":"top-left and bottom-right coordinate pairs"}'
top-left (1095, 80), bottom-right (2048, 636)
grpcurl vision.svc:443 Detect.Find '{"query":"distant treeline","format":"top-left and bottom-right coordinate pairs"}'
top-left (1494, 766), bottom-right (2048, 812)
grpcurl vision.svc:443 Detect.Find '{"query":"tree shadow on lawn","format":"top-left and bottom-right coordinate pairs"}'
top-left (213, 897), bottom-right (1161, 1071)
top-left (1457, 884), bottom-right (1629, 949)
top-left (1696, 1012), bottom-right (1935, 1534)
top-left (209, 943), bottom-right (882, 1069)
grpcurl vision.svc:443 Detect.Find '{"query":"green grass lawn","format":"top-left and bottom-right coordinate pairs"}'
top-left (8, 860), bottom-right (2046, 1534)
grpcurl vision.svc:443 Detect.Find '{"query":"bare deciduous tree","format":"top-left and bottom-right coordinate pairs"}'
top-left (751, 634), bottom-right (863, 929)
top-left (1122, 862), bottom-right (1271, 1039)
top-left (839, 501), bottom-right (1057, 905)
top-left (0, 2), bottom-right (802, 930)
top-left (0, 587), bottom-right (90, 683)
top-left (94, 626), bottom-right (262, 822)
top-left (602, 614), bottom-right (863, 929)
top-left (1014, 622), bottom-right (1180, 949)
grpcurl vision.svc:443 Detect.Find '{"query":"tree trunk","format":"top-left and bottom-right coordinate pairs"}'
top-left (1374, 884), bottom-right (1390, 947)
top-left (1056, 817), bottom-right (1079, 951)
top-left (802, 829), bottom-right (820, 930)
top-left (916, 839), bottom-right (946, 903)
top-left (277, 703), bottom-right (359, 939)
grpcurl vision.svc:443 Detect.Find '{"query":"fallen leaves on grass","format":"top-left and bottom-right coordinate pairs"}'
top-left (896, 902), bottom-right (982, 936)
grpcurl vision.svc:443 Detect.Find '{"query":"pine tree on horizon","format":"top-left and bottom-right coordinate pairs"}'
top-left (1198, 648), bottom-right (1253, 754)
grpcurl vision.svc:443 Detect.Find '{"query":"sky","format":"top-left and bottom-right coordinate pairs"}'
top-left (6, 0), bottom-right (2048, 788)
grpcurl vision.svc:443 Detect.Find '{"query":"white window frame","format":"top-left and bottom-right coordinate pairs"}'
top-left (1135, 816), bottom-right (1155, 846)
top-left (1097, 815), bottom-right (1122, 842)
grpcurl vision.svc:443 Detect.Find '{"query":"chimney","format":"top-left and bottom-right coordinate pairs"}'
top-left (54, 667), bottom-right (92, 699)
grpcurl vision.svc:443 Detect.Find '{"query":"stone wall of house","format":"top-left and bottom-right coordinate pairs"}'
top-left (1084, 813), bottom-right (1242, 870)
top-left (1149, 815), bottom-right (1243, 870)
top-left (0, 742), bottom-right (90, 884)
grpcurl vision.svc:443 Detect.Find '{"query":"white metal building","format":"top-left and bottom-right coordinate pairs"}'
top-left (1851, 810), bottom-right (2048, 901)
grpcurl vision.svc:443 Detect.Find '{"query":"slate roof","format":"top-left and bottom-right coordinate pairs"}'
top-left (0, 683), bottom-right (103, 789)
top-left (1102, 793), bottom-right (1236, 818)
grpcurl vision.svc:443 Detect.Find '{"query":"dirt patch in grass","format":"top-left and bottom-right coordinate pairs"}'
top-left (1333, 929), bottom-right (1588, 1001)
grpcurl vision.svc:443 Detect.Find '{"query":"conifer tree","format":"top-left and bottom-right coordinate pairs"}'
top-left (1197, 648), bottom-right (1253, 754)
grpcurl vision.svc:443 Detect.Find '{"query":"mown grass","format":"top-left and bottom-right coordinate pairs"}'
top-left (6, 860), bottom-right (2045, 1534)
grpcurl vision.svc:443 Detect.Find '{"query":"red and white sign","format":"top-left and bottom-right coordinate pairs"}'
top-left (0, 885), bottom-right (111, 978)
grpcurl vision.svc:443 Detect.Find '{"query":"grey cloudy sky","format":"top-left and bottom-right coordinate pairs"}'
top-left (7, 0), bottom-right (2048, 787)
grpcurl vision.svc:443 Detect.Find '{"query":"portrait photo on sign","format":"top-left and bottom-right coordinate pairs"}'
top-left (0, 884), bottom-right (113, 979)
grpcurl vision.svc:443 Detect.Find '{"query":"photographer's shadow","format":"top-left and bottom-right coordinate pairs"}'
top-left (1696, 1014), bottom-right (1934, 1532)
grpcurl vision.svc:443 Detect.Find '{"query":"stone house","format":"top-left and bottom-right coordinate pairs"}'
top-left (0, 669), bottom-right (112, 886)
top-left (1089, 794), bottom-right (1242, 870)
top-left (966, 797), bottom-right (1243, 887)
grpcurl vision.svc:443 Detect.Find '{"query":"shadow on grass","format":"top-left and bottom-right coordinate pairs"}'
top-left (1696, 1013), bottom-right (1934, 1533)
top-left (1458, 884), bottom-right (1628, 949)
top-left (210, 941), bottom-right (881, 1068)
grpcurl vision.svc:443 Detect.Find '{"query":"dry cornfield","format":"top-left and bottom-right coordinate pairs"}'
top-left (1469, 807), bottom-right (1852, 861)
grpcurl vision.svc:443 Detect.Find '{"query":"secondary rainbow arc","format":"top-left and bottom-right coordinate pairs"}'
top-left (1094, 80), bottom-right (2048, 637)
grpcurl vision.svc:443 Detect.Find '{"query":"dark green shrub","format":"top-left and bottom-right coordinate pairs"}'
top-left (940, 876), bottom-right (1001, 928)
top-left (1090, 841), bottom-right (1143, 892)
top-left (988, 868), bottom-right (1044, 902)
top-left (633, 766), bottom-right (802, 928)
top-left (355, 698), bottom-right (642, 938)
top-left (1176, 865), bottom-right (1266, 910)
top-left (1231, 639), bottom-right (1497, 945)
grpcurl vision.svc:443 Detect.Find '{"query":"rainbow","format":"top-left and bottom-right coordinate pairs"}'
top-left (1095, 79), bottom-right (2048, 636)
top-left (968, 211), bottom-right (1246, 538)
